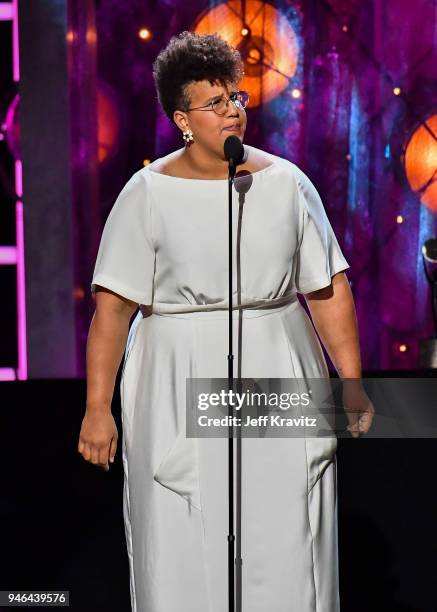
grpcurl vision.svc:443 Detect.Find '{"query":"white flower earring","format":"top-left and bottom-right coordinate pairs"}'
top-left (182, 129), bottom-right (194, 145)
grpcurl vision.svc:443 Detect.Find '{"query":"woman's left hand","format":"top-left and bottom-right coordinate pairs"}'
top-left (342, 380), bottom-right (375, 438)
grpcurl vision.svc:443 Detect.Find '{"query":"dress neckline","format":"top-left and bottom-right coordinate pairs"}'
top-left (146, 155), bottom-right (276, 183)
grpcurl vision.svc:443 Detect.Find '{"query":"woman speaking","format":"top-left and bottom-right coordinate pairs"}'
top-left (78, 30), bottom-right (373, 612)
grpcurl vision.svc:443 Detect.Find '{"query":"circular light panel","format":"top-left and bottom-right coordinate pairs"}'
top-left (194, 0), bottom-right (299, 107)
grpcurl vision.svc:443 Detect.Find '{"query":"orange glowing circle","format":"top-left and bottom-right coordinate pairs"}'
top-left (404, 114), bottom-right (437, 213)
top-left (194, 0), bottom-right (299, 107)
top-left (138, 28), bottom-right (151, 40)
top-left (247, 47), bottom-right (261, 64)
top-left (66, 30), bottom-right (75, 43)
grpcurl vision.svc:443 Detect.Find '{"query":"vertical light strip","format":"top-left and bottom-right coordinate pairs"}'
top-left (13, 1), bottom-right (26, 378)
top-left (0, 3), bottom-right (16, 380)
top-left (0, 1), bottom-right (23, 380)
top-left (15, 160), bottom-right (27, 380)
top-left (12, 0), bottom-right (19, 81)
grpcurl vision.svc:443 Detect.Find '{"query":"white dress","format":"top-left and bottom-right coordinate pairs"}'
top-left (91, 145), bottom-right (350, 612)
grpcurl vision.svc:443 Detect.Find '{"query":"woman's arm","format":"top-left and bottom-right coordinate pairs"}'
top-left (304, 271), bottom-right (374, 437)
top-left (86, 288), bottom-right (138, 411)
top-left (304, 271), bottom-right (361, 379)
top-left (78, 288), bottom-right (138, 470)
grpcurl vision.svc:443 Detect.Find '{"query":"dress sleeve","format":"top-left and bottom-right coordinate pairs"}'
top-left (91, 170), bottom-right (155, 305)
top-left (293, 165), bottom-right (350, 294)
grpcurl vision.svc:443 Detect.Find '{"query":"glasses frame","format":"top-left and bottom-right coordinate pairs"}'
top-left (185, 90), bottom-right (250, 116)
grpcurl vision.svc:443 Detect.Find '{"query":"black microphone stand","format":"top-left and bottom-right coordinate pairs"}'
top-left (227, 155), bottom-right (244, 612)
top-left (227, 156), bottom-right (236, 612)
top-left (224, 134), bottom-right (245, 612)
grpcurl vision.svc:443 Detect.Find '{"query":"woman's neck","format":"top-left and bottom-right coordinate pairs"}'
top-left (153, 144), bottom-right (272, 180)
top-left (179, 145), bottom-right (230, 179)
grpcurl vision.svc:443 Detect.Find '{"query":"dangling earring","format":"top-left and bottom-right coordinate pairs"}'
top-left (182, 129), bottom-right (194, 145)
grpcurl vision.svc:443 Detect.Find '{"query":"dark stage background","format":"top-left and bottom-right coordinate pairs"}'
top-left (1, 376), bottom-right (437, 611)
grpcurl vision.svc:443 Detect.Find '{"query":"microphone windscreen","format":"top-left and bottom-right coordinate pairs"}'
top-left (224, 135), bottom-right (244, 164)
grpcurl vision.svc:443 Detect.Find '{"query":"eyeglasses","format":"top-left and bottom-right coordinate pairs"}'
top-left (185, 90), bottom-right (250, 116)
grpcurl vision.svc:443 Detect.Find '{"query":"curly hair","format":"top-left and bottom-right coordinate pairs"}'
top-left (152, 31), bottom-right (244, 120)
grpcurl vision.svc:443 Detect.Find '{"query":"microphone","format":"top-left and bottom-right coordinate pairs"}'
top-left (224, 135), bottom-right (245, 179)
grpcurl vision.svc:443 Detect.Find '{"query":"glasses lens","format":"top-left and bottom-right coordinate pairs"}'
top-left (229, 91), bottom-right (249, 110)
top-left (212, 97), bottom-right (228, 115)
top-left (237, 91), bottom-right (249, 108)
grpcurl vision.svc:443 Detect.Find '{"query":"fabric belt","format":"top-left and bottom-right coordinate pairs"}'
top-left (140, 292), bottom-right (299, 318)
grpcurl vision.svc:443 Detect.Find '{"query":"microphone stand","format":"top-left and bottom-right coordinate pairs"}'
top-left (227, 157), bottom-right (236, 612)
top-left (227, 157), bottom-right (243, 612)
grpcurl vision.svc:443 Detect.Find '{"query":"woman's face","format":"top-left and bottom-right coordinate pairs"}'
top-left (175, 79), bottom-right (247, 160)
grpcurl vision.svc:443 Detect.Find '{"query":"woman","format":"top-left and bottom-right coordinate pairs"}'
top-left (78, 31), bottom-right (373, 612)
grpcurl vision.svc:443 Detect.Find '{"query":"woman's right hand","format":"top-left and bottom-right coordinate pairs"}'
top-left (78, 410), bottom-right (118, 471)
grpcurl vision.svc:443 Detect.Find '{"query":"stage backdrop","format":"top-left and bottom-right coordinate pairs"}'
top-left (8, 0), bottom-right (436, 377)
top-left (94, 0), bottom-right (437, 371)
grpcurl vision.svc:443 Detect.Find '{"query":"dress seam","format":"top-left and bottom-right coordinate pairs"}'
top-left (138, 170), bottom-right (157, 305)
top-left (278, 311), bottom-right (297, 379)
top-left (191, 316), bottom-right (214, 612)
top-left (278, 309), bottom-right (318, 612)
top-left (305, 443), bottom-right (318, 612)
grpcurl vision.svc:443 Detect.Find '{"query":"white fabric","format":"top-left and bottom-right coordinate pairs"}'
top-left (91, 145), bottom-right (350, 612)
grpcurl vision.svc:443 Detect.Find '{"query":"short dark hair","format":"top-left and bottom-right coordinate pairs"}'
top-left (152, 31), bottom-right (244, 120)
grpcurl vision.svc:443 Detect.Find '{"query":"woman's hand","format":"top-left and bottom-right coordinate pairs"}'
top-left (78, 410), bottom-right (118, 471)
top-left (342, 380), bottom-right (375, 438)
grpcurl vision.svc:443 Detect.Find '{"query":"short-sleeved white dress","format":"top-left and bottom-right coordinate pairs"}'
top-left (91, 145), bottom-right (350, 612)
